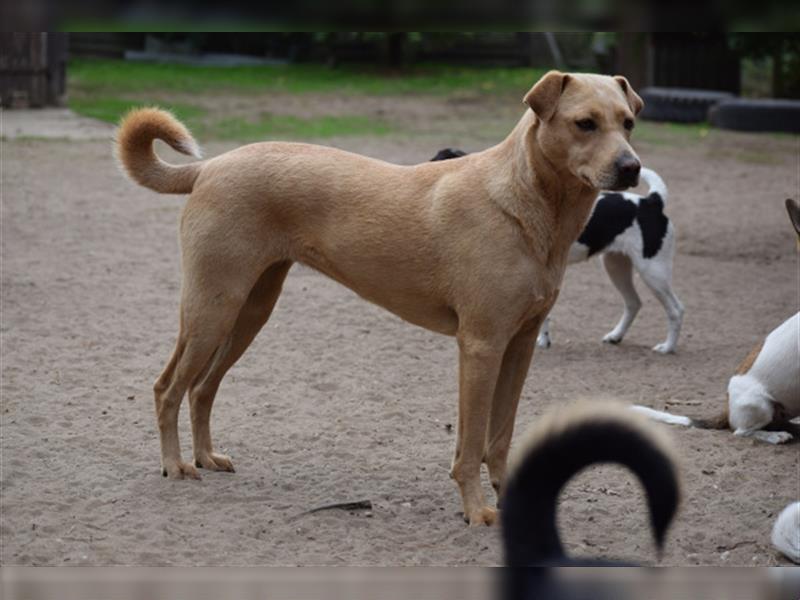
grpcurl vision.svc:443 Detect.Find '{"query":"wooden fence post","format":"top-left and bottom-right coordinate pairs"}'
top-left (0, 32), bottom-right (67, 108)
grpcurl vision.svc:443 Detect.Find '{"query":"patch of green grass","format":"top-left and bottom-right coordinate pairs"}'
top-left (721, 150), bottom-right (777, 164)
top-left (208, 114), bottom-right (393, 141)
top-left (69, 96), bottom-right (206, 125)
top-left (634, 120), bottom-right (712, 146)
top-left (635, 119), bottom-right (797, 148)
top-left (67, 58), bottom-right (539, 141)
top-left (67, 95), bottom-right (392, 140)
top-left (68, 58), bottom-right (546, 97)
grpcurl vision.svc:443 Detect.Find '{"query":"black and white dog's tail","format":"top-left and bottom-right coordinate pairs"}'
top-left (639, 167), bottom-right (668, 203)
top-left (502, 402), bottom-right (680, 567)
top-left (430, 148), bottom-right (467, 161)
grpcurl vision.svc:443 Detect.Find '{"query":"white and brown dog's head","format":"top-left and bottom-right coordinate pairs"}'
top-left (524, 71), bottom-right (644, 191)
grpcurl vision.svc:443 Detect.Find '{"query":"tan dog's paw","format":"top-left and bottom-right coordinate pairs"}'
top-left (195, 452), bottom-right (235, 472)
top-left (466, 506), bottom-right (498, 527)
top-left (162, 460), bottom-right (201, 480)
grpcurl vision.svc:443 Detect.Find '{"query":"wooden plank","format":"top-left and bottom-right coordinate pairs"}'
top-left (0, 33), bottom-right (62, 107)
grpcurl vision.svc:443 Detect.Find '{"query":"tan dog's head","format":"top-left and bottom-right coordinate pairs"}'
top-left (524, 71), bottom-right (644, 191)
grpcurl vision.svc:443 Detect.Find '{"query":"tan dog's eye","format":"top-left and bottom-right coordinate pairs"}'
top-left (575, 119), bottom-right (597, 132)
top-left (624, 118), bottom-right (635, 131)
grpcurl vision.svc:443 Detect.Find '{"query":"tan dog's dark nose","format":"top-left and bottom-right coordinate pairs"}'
top-left (615, 154), bottom-right (641, 189)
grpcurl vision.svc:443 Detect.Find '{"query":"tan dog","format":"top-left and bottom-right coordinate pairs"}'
top-left (116, 71), bottom-right (643, 526)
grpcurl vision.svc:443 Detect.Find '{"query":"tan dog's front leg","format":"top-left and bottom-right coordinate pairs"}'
top-left (485, 329), bottom-right (538, 499)
top-left (451, 334), bottom-right (505, 526)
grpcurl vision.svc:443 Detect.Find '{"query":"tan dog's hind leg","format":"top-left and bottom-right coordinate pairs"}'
top-left (484, 327), bottom-right (538, 499)
top-left (188, 261), bottom-right (292, 472)
top-left (154, 253), bottom-right (270, 480)
top-left (451, 333), bottom-right (505, 526)
top-left (154, 343), bottom-right (197, 478)
top-left (155, 327), bottom-right (235, 480)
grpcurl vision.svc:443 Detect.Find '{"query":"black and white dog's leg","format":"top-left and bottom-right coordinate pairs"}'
top-left (601, 253), bottom-right (641, 345)
top-left (535, 243), bottom-right (587, 349)
top-left (635, 258), bottom-right (684, 354)
top-left (536, 316), bottom-right (551, 348)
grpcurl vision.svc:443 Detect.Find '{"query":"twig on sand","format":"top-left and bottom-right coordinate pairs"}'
top-left (666, 400), bottom-right (702, 407)
top-left (715, 540), bottom-right (758, 552)
top-left (289, 500), bottom-right (373, 521)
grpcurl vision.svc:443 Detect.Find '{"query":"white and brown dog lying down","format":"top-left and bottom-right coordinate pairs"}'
top-left (116, 71), bottom-right (646, 526)
top-left (632, 200), bottom-right (800, 445)
top-left (501, 402), bottom-right (679, 595)
top-left (431, 150), bottom-right (684, 354)
top-left (770, 199), bottom-right (800, 565)
top-left (633, 312), bottom-right (799, 444)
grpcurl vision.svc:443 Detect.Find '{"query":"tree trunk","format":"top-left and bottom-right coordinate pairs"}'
top-left (772, 42), bottom-right (784, 98)
top-left (386, 33), bottom-right (407, 68)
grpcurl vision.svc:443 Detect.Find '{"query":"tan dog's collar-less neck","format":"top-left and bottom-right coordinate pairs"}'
top-left (528, 118), bottom-right (592, 201)
top-left (489, 112), bottom-right (597, 268)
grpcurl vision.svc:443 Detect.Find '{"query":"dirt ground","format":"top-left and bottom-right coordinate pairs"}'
top-left (1, 92), bottom-right (798, 567)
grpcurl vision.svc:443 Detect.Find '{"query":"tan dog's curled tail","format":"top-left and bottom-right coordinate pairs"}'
top-left (115, 107), bottom-right (203, 194)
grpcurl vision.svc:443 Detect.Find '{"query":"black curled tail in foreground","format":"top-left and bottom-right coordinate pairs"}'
top-left (502, 402), bottom-right (680, 568)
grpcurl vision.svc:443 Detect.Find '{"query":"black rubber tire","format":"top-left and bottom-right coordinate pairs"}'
top-left (709, 98), bottom-right (800, 133)
top-left (639, 87), bottom-right (734, 123)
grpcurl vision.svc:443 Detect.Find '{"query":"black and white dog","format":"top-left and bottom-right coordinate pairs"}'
top-left (431, 149), bottom-right (684, 354)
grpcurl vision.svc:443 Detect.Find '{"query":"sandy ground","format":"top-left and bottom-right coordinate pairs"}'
top-left (1, 96), bottom-right (799, 567)
top-left (1, 108), bottom-right (114, 140)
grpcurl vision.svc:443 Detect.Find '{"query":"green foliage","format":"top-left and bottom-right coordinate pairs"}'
top-left (729, 33), bottom-right (800, 60)
top-left (729, 34), bottom-right (800, 98)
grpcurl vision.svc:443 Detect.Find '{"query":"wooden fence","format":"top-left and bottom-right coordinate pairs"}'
top-left (0, 33), bottom-right (68, 107)
top-left (651, 33), bottom-right (740, 93)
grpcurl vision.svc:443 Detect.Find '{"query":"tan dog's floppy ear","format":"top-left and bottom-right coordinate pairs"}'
top-left (786, 198), bottom-right (800, 237)
top-left (524, 70), bottom-right (571, 121)
top-left (614, 75), bottom-right (644, 115)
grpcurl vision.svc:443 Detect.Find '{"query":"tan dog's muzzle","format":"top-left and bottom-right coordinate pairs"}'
top-left (612, 152), bottom-right (641, 190)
